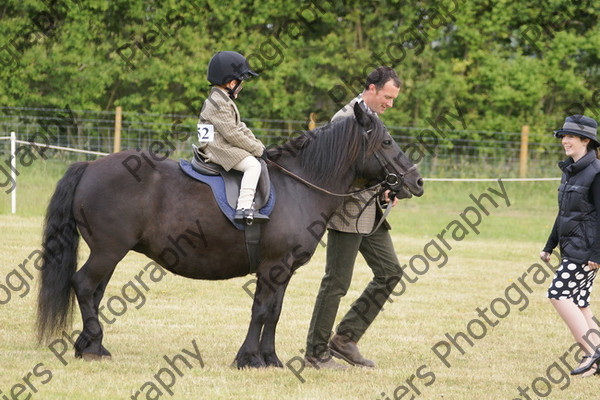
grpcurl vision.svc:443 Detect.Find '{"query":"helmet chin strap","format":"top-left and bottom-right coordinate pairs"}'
top-left (227, 80), bottom-right (243, 100)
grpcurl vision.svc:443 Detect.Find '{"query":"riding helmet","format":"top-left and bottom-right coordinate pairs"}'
top-left (207, 51), bottom-right (258, 86)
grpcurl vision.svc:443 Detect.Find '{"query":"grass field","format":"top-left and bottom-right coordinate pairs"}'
top-left (0, 157), bottom-right (595, 399)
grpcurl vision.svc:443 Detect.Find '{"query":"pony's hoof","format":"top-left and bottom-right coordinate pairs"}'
top-left (235, 353), bottom-right (266, 369)
top-left (100, 345), bottom-right (112, 358)
top-left (263, 353), bottom-right (283, 368)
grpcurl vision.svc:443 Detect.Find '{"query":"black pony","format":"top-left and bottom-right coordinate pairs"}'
top-left (36, 104), bottom-right (423, 368)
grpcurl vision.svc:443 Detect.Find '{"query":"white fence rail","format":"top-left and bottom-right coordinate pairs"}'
top-left (0, 132), bottom-right (109, 214)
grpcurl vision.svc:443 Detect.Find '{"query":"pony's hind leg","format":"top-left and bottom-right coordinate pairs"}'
top-left (71, 252), bottom-right (122, 360)
top-left (90, 270), bottom-right (116, 359)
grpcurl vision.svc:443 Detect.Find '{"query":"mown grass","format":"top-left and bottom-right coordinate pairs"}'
top-left (2, 156), bottom-right (593, 400)
top-left (0, 158), bottom-right (73, 216)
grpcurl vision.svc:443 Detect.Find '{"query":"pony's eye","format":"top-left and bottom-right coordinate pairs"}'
top-left (383, 139), bottom-right (392, 146)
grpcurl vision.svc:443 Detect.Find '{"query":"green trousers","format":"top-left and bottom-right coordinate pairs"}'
top-left (305, 226), bottom-right (402, 358)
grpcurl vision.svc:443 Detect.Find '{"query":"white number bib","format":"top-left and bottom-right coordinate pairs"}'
top-left (197, 124), bottom-right (214, 142)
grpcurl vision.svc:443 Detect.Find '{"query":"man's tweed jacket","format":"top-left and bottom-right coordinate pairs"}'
top-left (198, 87), bottom-right (264, 171)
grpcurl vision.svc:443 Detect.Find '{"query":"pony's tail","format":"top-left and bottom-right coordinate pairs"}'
top-left (36, 162), bottom-right (89, 344)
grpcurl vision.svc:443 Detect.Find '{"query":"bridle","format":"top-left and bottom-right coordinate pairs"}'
top-left (375, 153), bottom-right (418, 195)
top-left (358, 136), bottom-right (418, 236)
top-left (364, 126), bottom-right (419, 198)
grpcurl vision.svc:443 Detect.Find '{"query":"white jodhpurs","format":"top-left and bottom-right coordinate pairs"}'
top-left (232, 156), bottom-right (261, 210)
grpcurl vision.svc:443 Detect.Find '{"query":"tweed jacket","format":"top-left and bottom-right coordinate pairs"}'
top-left (327, 95), bottom-right (382, 234)
top-left (198, 87), bottom-right (264, 171)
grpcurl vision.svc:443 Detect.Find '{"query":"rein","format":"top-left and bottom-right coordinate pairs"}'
top-left (265, 159), bottom-right (384, 197)
top-left (266, 155), bottom-right (415, 237)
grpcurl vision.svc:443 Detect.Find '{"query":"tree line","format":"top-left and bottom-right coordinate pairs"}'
top-left (0, 0), bottom-right (599, 143)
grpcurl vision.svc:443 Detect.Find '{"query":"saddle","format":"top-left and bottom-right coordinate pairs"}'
top-left (190, 145), bottom-right (272, 211)
top-left (179, 145), bottom-right (276, 231)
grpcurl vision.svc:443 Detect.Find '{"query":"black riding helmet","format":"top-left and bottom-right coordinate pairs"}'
top-left (207, 51), bottom-right (258, 99)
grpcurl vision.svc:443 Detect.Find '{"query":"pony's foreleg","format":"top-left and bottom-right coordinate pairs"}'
top-left (258, 281), bottom-right (289, 368)
top-left (234, 275), bottom-right (279, 369)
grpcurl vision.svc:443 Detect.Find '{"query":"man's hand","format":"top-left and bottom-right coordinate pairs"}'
top-left (382, 190), bottom-right (398, 207)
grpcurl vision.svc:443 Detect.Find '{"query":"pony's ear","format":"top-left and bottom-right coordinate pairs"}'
top-left (354, 102), bottom-right (370, 128)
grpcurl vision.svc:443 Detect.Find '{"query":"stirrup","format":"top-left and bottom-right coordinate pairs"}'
top-left (234, 208), bottom-right (269, 226)
top-left (234, 209), bottom-right (254, 225)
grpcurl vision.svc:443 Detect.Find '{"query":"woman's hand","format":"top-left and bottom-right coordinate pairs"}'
top-left (540, 251), bottom-right (551, 262)
top-left (588, 261), bottom-right (600, 270)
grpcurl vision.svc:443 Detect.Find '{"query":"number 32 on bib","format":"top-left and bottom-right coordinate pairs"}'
top-left (197, 124), bottom-right (214, 142)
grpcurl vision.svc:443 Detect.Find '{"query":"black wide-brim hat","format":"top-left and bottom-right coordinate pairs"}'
top-left (554, 114), bottom-right (600, 146)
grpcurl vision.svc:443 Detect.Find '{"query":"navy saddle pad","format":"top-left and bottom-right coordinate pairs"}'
top-left (179, 159), bottom-right (275, 230)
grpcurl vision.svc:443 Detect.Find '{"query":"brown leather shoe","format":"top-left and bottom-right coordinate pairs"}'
top-left (304, 354), bottom-right (349, 370)
top-left (329, 333), bottom-right (375, 368)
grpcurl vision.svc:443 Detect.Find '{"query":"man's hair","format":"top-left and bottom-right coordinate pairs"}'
top-left (364, 67), bottom-right (401, 91)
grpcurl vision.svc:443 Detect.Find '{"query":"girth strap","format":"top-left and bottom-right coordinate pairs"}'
top-left (245, 224), bottom-right (261, 273)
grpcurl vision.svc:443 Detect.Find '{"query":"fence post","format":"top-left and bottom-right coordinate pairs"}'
top-left (519, 125), bottom-right (529, 178)
top-left (113, 106), bottom-right (122, 153)
top-left (308, 112), bottom-right (316, 130)
top-left (10, 131), bottom-right (16, 214)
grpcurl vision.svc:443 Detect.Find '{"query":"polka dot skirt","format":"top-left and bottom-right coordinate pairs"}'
top-left (548, 259), bottom-right (598, 307)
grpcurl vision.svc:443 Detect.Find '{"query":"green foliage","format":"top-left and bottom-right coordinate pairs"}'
top-left (0, 0), bottom-right (599, 136)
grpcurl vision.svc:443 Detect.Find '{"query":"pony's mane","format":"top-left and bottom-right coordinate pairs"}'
top-left (269, 113), bottom-right (387, 188)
